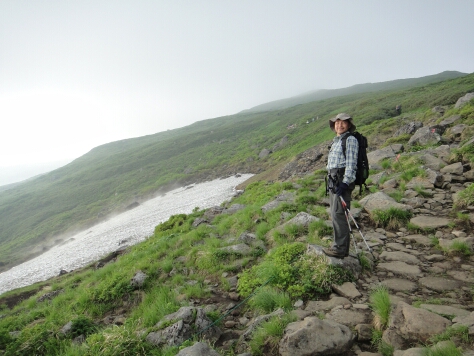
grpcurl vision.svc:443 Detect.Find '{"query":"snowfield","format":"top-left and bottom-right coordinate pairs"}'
top-left (0, 174), bottom-right (253, 295)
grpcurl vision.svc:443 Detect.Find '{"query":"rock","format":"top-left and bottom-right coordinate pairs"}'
top-left (419, 304), bottom-right (470, 318)
top-left (203, 206), bottom-right (224, 220)
top-left (238, 232), bottom-right (257, 245)
top-left (331, 282), bottom-right (361, 299)
top-left (381, 278), bottom-right (417, 293)
top-left (376, 261), bottom-right (422, 278)
top-left (393, 122), bottom-right (422, 137)
top-left (305, 296), bottom-right (351, 313)
top-left (176, 342), bottom-right (221, 356)
top-left (306, 244), bottom-right (362, 279)
top-left (130, 270), bottom-right (147, 289)
top-left (261, 191), bottom-right (296, 212)
top-left (401, 234), bottom-right (432, 246)
top-left (379, 251), bottom-right (420, 265)
top-left (60, 321), bottom-right (73, 335)
top-left (440, 162), bottom-right (464, 175)
top-left (367, 145), bottom-right (402, 165)
top-left (359, 192), bottom-right (413, 215)
top-left (420, 153), bottom-right (446, 171)
top-left (325, 307), bottom-right (372, 327)
top-left (409, 216), bottom-right (450, 229)
top-left (223, 204), bottom-right (246, 214)
top-left (355, 324), bottom-right (373, 341)
top-left (37, 289), bottom-right (64, 302)
top-left (274, 212), bottom-right (320, 234)
top-left (383, 301), bottom-right (451, 349)
top-left (393, 347), bottom-right (425, 356)
top-left (432, 106), bottom-right (446, 116)
top-left (217, 244), bottom-right (253, 256)
top-left (405, 177), bottom-right (434, 190)
top-left (438, 114), bottom-right (461, 127)
top-left (240, 308), bottom-right (285, 341)
top-left (192, 217), bottom-right (209, 227)
top-left (418, 277), bottom-right (462, 292)
top-left (454, 92), bottom-right (474, 108)
top-left (408, 126), bottom-right (442, 146)
top-left (258, 148), bottom-right (271, 159)
top-left (148, 307), bottom-right (221, 347)
top-left (279, 317), bottom-right (354, 356)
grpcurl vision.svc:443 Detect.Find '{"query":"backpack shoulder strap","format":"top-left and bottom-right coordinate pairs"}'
top-left (340, 132), bottom-right (353, 158)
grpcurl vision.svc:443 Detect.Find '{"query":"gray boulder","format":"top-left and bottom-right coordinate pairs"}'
top-left (176, 342), bottom-right (221, 356)
top-left (393, 122), bottom-right (423, 137)
top-left (438, 114), bottom-right (461, 127)
top-left (258, 148), bottom-right (271, 159)
top-left (279, 317), bottom-right (354, 356)
top-left (147, 307), bottom-right (221, 347)
top-left (130, 270), bottom-right (147, 289)
top-left (408, 126), bottom-right (442, 146)
top-left (367, 144), bottom-right (403, 165)
top-left (382, 301), bottom-right (451, 349)
top-left (454, 92), bottom-right (474, 108)
top-left (261, 191), bottom-right (296, 212)
top-left (359, 192), bottom-right (413, 215)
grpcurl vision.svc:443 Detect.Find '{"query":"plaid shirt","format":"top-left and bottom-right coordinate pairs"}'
top-left (326, 132), bottom-right (359, 184)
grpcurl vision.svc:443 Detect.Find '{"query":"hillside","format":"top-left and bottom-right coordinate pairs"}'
top-left (0, 71), bottom-right (473, 355)
top-left (0, 91), bottom-right (473, 354)
top-left (0, 72), bottom-right (474, 271)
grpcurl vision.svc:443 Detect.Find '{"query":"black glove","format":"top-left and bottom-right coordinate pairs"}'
top-left (336, 182), bottom-right (348, 196)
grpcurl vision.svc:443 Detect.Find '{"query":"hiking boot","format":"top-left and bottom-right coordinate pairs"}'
top-left (323, 246), bottom-right (345, 259)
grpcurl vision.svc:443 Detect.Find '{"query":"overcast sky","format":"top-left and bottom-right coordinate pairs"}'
top-left (1, 0), bottom-right (474, 185)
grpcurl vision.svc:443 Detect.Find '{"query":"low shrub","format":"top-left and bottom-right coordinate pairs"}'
top-left (238, 242), bottom-right (354, 299)
top-left (154, 213), bottom-right (190, 234)
top-left (70, 315), bottom-right (97, 338)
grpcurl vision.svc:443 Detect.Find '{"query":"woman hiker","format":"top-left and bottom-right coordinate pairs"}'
top-left (323, 113), bottom-right (359, 258)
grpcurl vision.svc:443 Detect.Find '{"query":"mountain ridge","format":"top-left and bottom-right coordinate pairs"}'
top-left (241, 70), bottom-right (467, 113)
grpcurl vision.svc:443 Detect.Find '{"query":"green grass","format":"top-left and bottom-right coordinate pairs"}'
top-left (423, 341), bottom-right (463, 356)
top-left (248, 313), bottom-right (297, 356)
top-left (445, 241), bottom-right (472, 256)
top-left (248, 287), bottom-right (292, 313)
top-left (453, 183), bottom-right (474, 210)
top-left (429, 325), bottom-right (471, 344)
top-left (370, 207), bottom-right (412, 230)
top-left (369, 285), bottom-right (391, 331)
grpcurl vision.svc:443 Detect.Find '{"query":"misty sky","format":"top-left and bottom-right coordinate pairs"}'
top-left (1, 0), bottom-right (474, 185)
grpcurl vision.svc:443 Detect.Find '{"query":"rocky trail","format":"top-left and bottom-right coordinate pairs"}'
top-left (151, 97), bottom-right (474, 356)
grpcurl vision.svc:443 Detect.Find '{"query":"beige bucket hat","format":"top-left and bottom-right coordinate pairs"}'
top-left (329, 113), bottom-right (356, 132)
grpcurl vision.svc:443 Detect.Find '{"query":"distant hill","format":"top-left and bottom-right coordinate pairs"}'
top-left (242, 71), bottom-right (468, 113)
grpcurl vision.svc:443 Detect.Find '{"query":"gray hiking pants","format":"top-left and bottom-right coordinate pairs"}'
top-left (329, 188), bottom-right (353, 253)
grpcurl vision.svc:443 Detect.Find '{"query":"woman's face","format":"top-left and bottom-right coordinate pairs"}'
top-left (334, 119), bottom-right (350, 136)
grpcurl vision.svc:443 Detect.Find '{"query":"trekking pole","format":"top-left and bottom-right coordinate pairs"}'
top-left (342, 205), bottom-right (359, 256)
top-left (339, 196), bottom-right (375, 259)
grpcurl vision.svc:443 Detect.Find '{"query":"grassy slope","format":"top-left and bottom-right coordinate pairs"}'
top-left (0, 72), bottom-right (473, 270)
